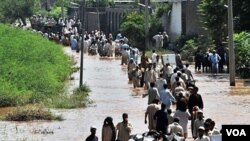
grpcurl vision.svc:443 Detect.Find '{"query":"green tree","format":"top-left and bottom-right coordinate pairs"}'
top-left (54, 0), bottom-right (72, 7)
top-left (155, 2), bottom-right (172, 18)
top-left (0, 0), bottom-right (40, 25)
top-left (233, 0), bottom-right (250, 32)
top-left (120, 12), bottom-right (145, 49)
top-left (198, 0), bottom-right (227, 48)
top-left (120, 12), bottom-right (163, 50)
top-left (234, 32), bottom-right (250, 78)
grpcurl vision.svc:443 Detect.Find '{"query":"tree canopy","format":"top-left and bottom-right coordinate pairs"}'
top-left (233, 0), bottom-right (250, 32)
top-left (198, 0), bottom-right (227, 48)
top-left (0, 0), bottom-right (40, 25)
top-left (120, 11), bottom-right (163, 50)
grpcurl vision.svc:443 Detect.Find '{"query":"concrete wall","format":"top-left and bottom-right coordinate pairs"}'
top-left (106, 8), bottom-right (138, 34)
top-left (183, 0), bottom-right (207, 36)
top-left (159, 12), bottom-right (170, 32)
top-left (81, 6), bottom-right (138, 34)
top-left (86, 12), bottom-right (106, 32)
top-left (170, 1), bottom-right (182, 42)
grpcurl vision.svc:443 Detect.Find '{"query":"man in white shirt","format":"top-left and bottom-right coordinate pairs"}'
top-left (151, 50), bottom-right (157, 65)
top-left (195, 126), bottom-right (210, 141)
top-left (168, 117), bottom-right (184, 136)
top-left (156, 74), bottom-right (167, 93)
top-left (209, 50), bottom-right (221, 75)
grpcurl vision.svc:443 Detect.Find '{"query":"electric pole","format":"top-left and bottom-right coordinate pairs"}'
top-left (145, 0), bottom-right (149, 51)
top-left (79, 0), bottom-right (85, 87)
top-left (228, 0), bottom-right (235, 86)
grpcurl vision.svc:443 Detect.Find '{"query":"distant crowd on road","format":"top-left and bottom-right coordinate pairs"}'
top-left (29, 15), bottom-right (142, 60)
top-left (194, 47), bottom-right (229, 75)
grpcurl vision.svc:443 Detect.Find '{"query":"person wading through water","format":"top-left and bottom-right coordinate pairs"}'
top-left (116, 113), bottom-right (133, 141)
top-left (102, 117), bottom-right (116, 141)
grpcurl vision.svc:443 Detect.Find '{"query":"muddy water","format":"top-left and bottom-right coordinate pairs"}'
top-left (0, 48), bottom-right (250, 141)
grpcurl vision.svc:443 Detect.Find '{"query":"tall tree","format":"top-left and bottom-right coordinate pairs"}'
top-left (120, 11), bottom-right (162, 50)
top-left (120, 12), bottom-right (145, 49)
top-left (233, 0), bottom-right (250, 32)
top-left (198, 0), bottom-right (227, 48)
top-left (0, 0), bottom-right (39, 25)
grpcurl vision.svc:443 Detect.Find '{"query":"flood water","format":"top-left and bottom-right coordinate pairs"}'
top-left (0, 48), bottom-right (250, 141)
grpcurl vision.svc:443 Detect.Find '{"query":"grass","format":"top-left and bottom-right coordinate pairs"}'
top-left (5, 105), bottom-right (63, 121)
top-left (145, 48), bottom-right (174, 57)
top-left (0, 24), bottom-right (71, 107)
top-left (0, 24), bottom-right (91, 121)
top-left (45, 84), bottom-right (92, 109)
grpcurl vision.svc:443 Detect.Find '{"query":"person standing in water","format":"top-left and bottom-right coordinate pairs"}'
top-left (116, 113), bottom-right (133, 141)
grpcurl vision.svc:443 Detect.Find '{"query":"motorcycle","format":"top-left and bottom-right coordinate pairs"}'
top-left (129, 131), bottom-right (185, 141)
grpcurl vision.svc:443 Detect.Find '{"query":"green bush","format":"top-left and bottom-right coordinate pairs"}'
top-left (49, 6), bottom-right (67, 19)
top-left (145, 48), bottom-right (174, 58)
top-left (234, 32), bottom-right (250, 78)
top-left (0, 24), bottom-right (71, 106)
top-left (156, 3), bottom-right (172, 18)
top-left (180, 39), bottom-right (197, 60)
top-left (175, 34), bottom-right (215, 61)
top-left (120, 12), bottom-right (145, 49)
top-left (46, 84), bottom-right (91, 109)
top-left (174, 34), bottom-right (198, 53)
top-left (5, 106), bottom-right (62, 121)
top-left (121, 12), bottom-right (163, 50)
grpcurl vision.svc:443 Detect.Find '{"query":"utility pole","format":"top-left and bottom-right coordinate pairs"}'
top-left (97, 0), bottom-right (100, 31)
top-left (228, 0), bottom-right (235, 86)
top-left (79, 0), bottom-right (85, 87)
top-left (61, 0), bottom-right (64, 20)
top-left (145, 0), bottom-right (149, 51)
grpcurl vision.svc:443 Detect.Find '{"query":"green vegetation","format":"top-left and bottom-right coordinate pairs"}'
top-left (87, 0), bottom-right (110, 7)
top-left (233, 0), bottom-right (250, 32)
top-left (5, 105), bottom-right (62, 121)
top-left (155, 3), bottom-right (172, 18)
top-left (234, 32), bottom-right (250, 78)
top-left (0, 24), bottom-right (71, 107)
top-left (0, 24), bottom-right (91, 120)
top-left (198, 0), bottom-right (227, 47)
top-left (145, 48), bottom-right (174, 58)
top-left (46, 84), bottom-right (92, 109)
top-left (49, 6), bottom-right (68, 19)
top-left (120, 12), bottom-right (163, 50)
top-left (180, 39), bottom-right (197, 60)
top-left (0, 0), bottom-right (40, 25)
top-left (174, 34), bottom-right (199, 53)
top-left (175, 34), bottom-right (215, 60)
top-left (120, 12), bottom-right (145, 49)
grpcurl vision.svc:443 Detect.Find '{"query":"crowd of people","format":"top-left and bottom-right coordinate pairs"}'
top-left (152, 32), bottom-right (170, 49)
top-left (194, 47), bottom-right (229, 75)
top-left (27, 18), bottom-right (222, 140)
top-left (85, 48), bottom-right (222, 141)
top-left (30, 15), bottom-right (133, 57)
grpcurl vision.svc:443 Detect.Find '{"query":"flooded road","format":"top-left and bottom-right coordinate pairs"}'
top-left (0, 48), bottom-right (250, 141)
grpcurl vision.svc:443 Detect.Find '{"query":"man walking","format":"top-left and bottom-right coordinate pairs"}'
top-left (154, 103), bottom-right (169, 134)
top-left (168, 117), bottom-right (184, 136)
top-left (147, 82), bottom-right (160, 105)
top-left (159, 84), bottom-right (176, 109)
top-left (116, 113), bottom-right (133, 141)
top-left (145, 99), bottom-right (160, 131)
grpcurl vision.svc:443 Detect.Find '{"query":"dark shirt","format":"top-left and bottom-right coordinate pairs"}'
top-left (176, 97), bottom-right (188, 111)
top-left (154, 109), bottom-right (168, 134)
top-left (188, 93), bottom-right (204, 114)
top-left (86, 135), bottom-right (98, 141)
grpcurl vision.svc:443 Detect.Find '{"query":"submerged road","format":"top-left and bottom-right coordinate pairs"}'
top-left (0, 48), bottom-right (250, 141)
